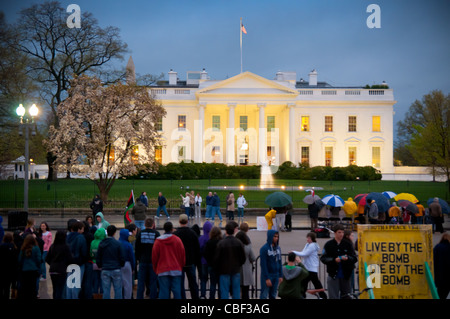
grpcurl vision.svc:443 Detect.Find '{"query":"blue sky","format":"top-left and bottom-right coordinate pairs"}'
top-left (1, 0), bottom-right (450, 139)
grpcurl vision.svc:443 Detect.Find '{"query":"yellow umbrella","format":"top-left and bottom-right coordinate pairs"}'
top-left (343, 197), bottom-right (358, 216)
top-left (394, 193), bottom-right (419, 203)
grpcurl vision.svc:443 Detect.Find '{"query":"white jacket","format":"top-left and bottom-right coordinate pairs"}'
top-left (236, 196), bottom-right (247, 208)
top-left (292, 242), bottom-right (320, 272)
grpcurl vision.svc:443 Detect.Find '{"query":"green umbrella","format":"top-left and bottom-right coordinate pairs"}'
top-left (264, 192), bottom-right (293, 208)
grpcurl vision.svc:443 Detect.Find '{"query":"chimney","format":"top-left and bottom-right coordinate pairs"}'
top-left (200, 68), bottom-right (208, 80)
top-left (308, 69), bottom-right (317, 86)
top-left (276, 71), bottom-right (283, 81)
top-left (168, 69), bottom-right (177, 85)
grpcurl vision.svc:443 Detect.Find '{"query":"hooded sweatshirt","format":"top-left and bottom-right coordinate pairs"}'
top-left (152, 233), bottom-right (185, 275)
top-left (95, 212), bottom-right (110, 229)
top-left (198, 221), bottom-right (213, 265)
top-left (119, 229), bottom-right (136, 269)
top-left (90, 228), bottom-right (107, 264)
top-left (66, 231), bottom-right (88, 265)
top-left (278, 263), bottom-right (310, 299)
top-left (96, 234), bottom-right (125, 270)
top-left (259, 230), bottom-right (282, 281)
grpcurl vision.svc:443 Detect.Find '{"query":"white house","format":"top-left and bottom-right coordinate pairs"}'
top-left (146, 67), bottom-right (396, 175)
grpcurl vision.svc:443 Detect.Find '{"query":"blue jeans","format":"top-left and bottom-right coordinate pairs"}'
top-left (65, 264), bottom-right (85, 299)
top-left (237, 207), bottom-right (244, 218)
top-left (219, 273), bottom-right (241, 299)
top-left (184, 207), bottom-right (190, 217)
top-left (92, 269), bottom-right (103, 294)
top-left (208, 266), bottom-right (219, 299)
top-left (41, 251), bottom-right (48, 279)
top-left (101, 269), bottom-right (122, 299)
top-left (158, 275), bottom-right (182, 299)
top-left (260, 275), bottom-right (279, 299)
top-left (199, 263), bottom-right (208, 298)
top-left (206, 205), bottom-right (212, 219)
top-left (157, 205), bottom-right (169, 217)
top-left (137, 262), bottom-right (158, 299)
top-left (181, 265), bottom-right (199, 299)
top-left (135, 220), bottom-right (145, 230)
top-left (212, 206), bottom-right (222, 221)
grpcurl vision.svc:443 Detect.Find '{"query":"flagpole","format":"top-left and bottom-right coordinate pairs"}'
top-left (240, 17), bottom-right (243, 74)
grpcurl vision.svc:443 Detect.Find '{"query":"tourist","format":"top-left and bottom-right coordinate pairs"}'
top-left (278, 252), bottom-right (310, 299)
top-left (236, 193), bottom-right (247, 223)
top-left (90, 227), bottom-right (106, 299)
top-left (95, 212), bottom-right (110, 230)
top-left (81, 220), bottom-right (95, 299)
top-left (180, 192), bottom-right (191, 217)
top-left (212, 192), bottom-right (223, 222)
top-left (174, 214), bottom-right (201, 299)
top-left (205, 192), bottom-right (213, 220)
top-left (90, 194), bottom-right (103, 219)
top-left (132, 198), bottom-right (147, 230)
top-left (226, 191), bottom-right (235, 221)
top-left (18, 234), bottom-right (42, 299)
top-left (195, 193), bottom-right (202, 219)
top-left (429, 197), bottom-right (444, 233)
top-left (156, 192), bottom-right (170, 219)
top-left (38, 221), bottom-right (52, 281)
top-left (235, 227), bottom-right (256, 299)
top-left (433, 232), bottom-right (450, 299)
top-left (135, 217), bottom-right (160, 299)
top-left (388, 202), bottom-right (401, 224)
top-left (152, 221), bottom-right (185, 299)
top-left (320, 224), bottom-right (357, 299)
top-left (0, 233), bottom-right (18, 299)
top-left (96, 225), bottom-right (125, 299)
top-left (203, 226), bottom-right (222, 299)
top-left (415, 201), bottom-right (425, 224)
top-left (368, 199), bottom-right (379, 224)
top-left (265, 208), bottom-right (277, 230)
top-left (138, 191), bottom-right (149, 207)
top-left (66, 220), bottom-right (88, 299)
top-left (45, 230), bottom-right (74, 299)
top-left (292, 232), bottom-right (327, 299)
top-left (198, 221), bottom-right (213, 299)
top-left (119, 228), bottom-right (135, 299)
top-left (259, 229), bottom-right (283, 299)
top-left (214, 221), bottom-right (246, 299)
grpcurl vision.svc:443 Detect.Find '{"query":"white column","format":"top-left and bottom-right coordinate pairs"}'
top-left (226, 103), bottom-right (236, 165)
top-left (258, 103), bottom-right (267, 165)
top-left (288, 103), bottom-right (296, 164)
top-left (194, 103), bottom-right (205, 163)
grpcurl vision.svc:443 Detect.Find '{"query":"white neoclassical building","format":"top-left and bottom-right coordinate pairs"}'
top-left (145, 66), bottom-right (396, 175)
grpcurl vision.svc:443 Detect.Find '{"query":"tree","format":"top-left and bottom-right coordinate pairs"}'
top-left (5, 1), bottom-right (128, 180)
top-left (46, 75), bottom-right (166, 201)
top-left (399, 90), bottom-right (450, 185)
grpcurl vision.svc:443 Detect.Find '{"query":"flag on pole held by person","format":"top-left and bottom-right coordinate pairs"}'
top-left (124, 190), bottom-right (134, 227)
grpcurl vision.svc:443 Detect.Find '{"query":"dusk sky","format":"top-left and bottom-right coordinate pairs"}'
top-left (2, 0), bottom-right (450, 140)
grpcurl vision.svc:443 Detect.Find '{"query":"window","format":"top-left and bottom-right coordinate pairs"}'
top-left (301, 116), bottom-right (309, 132)
top-left (108, 145), bottom-right (115, 163)
top-left (348, 147), bottom-right (357, 165)
top-left (155, 146), bottom-right (162, 164)
top-left (267, 146), bottom-right (275, 164)
top-left (372, 147), bottom-right (381, 168)
top-left (131, 145), bottom-right (139, 164)
top-left (178, 115), bottom-right (186, 131)
top-left (156, 116), bottom-right (163, 131)
top-left (178, 146), bottom-right (186, 161)
top-left (325, 116), bottom-right (333, 132)
top-left (267, 116), bottom-right (275, 132)
top-left (372, 116), bottom-right (381, 132)
top-left (348, 116), bottom-right (357, 132)
top-left (301, 146), bottom-right (309, 164)
top-left (212, 115), bottom-right (220, 131)
top-left (240, 115), bottom-right (248, 131)
top-left (325, 147), bottom-right (333, 167)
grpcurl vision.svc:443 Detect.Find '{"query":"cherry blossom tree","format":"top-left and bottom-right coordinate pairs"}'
top-left (46, 75), bottom-right (166, 201)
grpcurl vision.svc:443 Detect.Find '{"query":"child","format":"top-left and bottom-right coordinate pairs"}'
top-left (278, 252), bottom-right (309, 299)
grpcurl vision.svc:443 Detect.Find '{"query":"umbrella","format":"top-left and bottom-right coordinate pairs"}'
top-left (394, 193), bottom-right (419, 203)
top-left (303, 194), bottom-right (321, 205)
top-left (398, 200), bottom-right (418, 214)
top-left (265, 192), bottom-right (293, 208)
top-left (354, 193), bottom-right (368, 206)
top-left (366, 192), bottom-right (390, 212)
top-left (343, 198), bottom-right (358, 216)
top-left (427, 197), bottom-right (450, 215)
top-left (321, 194), bottom-right (345, 207)
top-left (382, 191), bottom-right (397, 199)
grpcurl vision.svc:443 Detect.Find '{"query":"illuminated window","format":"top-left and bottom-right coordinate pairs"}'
top-left (325, 147), bottom-right (333, 167)
top-left (212, 115), bottom-right (220, 131)
top-left (348, 147), bottom-right (357, 165)
top-left (348, 116), bottom-right (357, 132)
top-left (240, 116), bottom-right (248, 131)
top-left (372, 147), bottom-right (381, 168)
top-left (131, 145), bottom-right (139, 164)
top-left (325, 116), bottom-right (333, 132)
top-left (301, 116), bottom-right (309, 132)
top-left (372, 116), bottom-right (381, 132)
top-left (155, 146), bottom-right (162, 164)
top-left (267, 116), bottom-right (275, 132)
top-left (301, 146), bottom-right (309, 164)
top-left (108, 146), bottom-right (115, 164)
top-left (178, 115), bottom-right (186, 131)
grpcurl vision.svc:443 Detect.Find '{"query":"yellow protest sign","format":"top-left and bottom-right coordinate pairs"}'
top-left (357, 224), bottom-right (434, 299)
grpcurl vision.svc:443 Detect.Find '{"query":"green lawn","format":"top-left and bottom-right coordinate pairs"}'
top-left (1, 178), bottom-right (448, 209)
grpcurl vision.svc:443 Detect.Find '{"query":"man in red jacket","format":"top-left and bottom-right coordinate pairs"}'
top-left (152, 221), bottom-right (185, 299)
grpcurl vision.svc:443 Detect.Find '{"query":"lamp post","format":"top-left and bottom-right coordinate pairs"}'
top-left (16, 103), bottom-right (39, 212)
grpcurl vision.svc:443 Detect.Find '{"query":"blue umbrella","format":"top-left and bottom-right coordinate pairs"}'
top-left (321, 194), bottom-right (345, 207)
top-left (427, 198), bottom-right (449, 215)
top-left (382, 191), bottom-right (397, 199)
top-left (366, 192), bottom-right (390, 212)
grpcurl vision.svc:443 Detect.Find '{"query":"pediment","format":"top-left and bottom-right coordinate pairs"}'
top-left (196, 72), bottom-right (298, 96)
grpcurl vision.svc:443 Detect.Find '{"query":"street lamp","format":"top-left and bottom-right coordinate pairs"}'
top-left (16, 103), bottom-right (39, 212)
